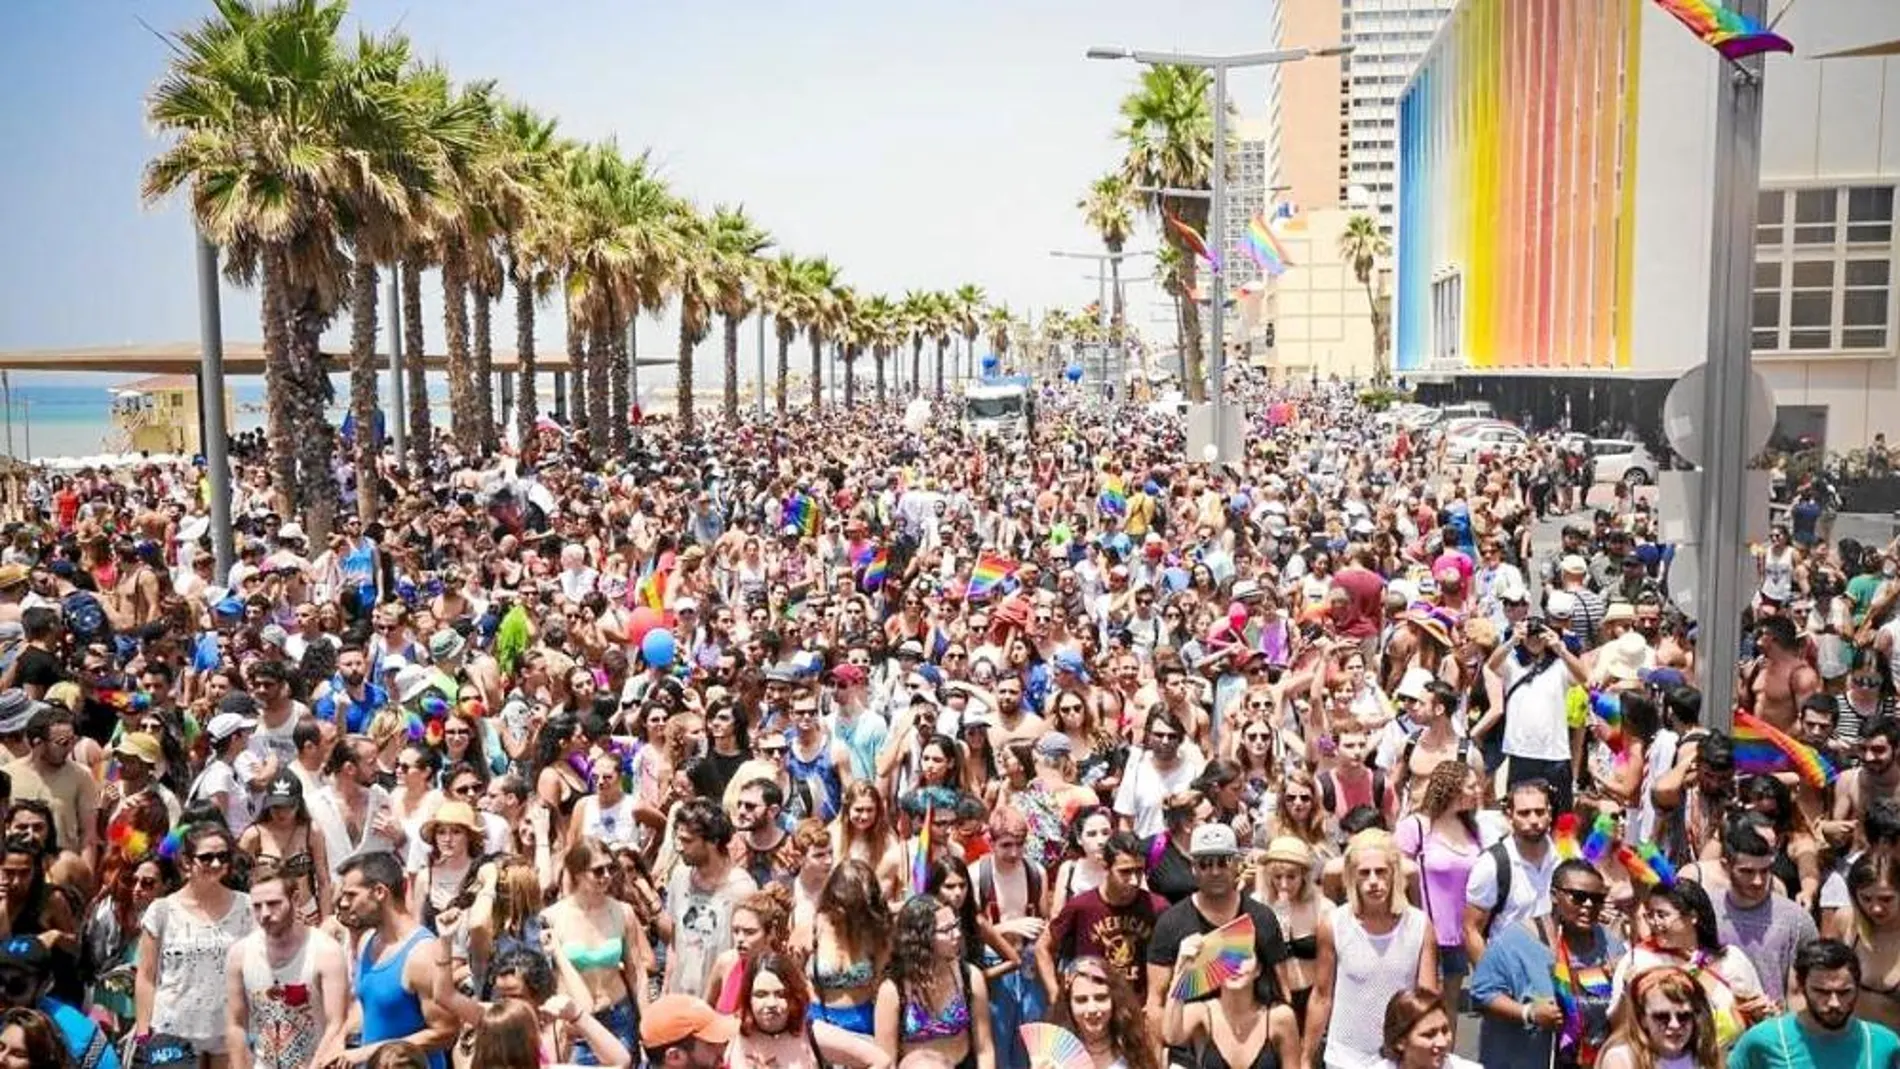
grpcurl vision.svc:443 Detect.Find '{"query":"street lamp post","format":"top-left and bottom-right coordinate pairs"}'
top-left (1051, 249), bottom-right (1153, 390)
top-left (1089, 43), bottom-right (1349, 460)
top-left (196, 234), bottom-right (235, 582)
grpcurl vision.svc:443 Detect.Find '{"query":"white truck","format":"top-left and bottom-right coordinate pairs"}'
top-left (963, 378), bottom-right (1036, 439)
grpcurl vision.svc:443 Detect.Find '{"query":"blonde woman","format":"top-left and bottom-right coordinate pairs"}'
top-left (466, 857), bottom-right (547, 998)
top-left (1257, 836), bottom-right (1323, 1021)
top-left (1264, 768), bottom-right (1334, 877)
top-left (833, 782), bottom-right (907, 903)
top-left (1304, 830), bottom-right (1436, 1069)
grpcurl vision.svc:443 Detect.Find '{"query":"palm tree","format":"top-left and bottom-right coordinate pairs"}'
top-left (496, 104), bottom-right (561, 448)
top-left (762, 254), bottom-right (801, 415)
top-left (709, 207), bottom-right (772, 422)
top-left (1340, 214), bottom-right (1394, 385)
top-left (672, 206), bottom-right (718, 428)
top-left (1118, 64), bottom-right (1217, 402)
top-left (863, 295), bottom-right (899, 403)
top-left (952, 284), bottom-right (986, 382)
top-left (901, 290), bottom-right (933, 399)
top-left (984, 306), bottom-right (1013, 370)
top-left (798, 258), bottom-right (842, 410)
top-left (146, 0), bottom-right (411, 539)
top-left (930, 292), bottom-right (955, 398)
top-left (1080, 173), bottom-right (1136, 338)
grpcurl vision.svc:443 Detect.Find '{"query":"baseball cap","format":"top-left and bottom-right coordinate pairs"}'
top-left (1034, 734), bottom-right (1073, 760)
top-left (218, 691), bottom-right (259, 720)
top-left (380, 654), bottom-right (410, 675)
top-left (1640, 666), bottom-right (1688, 689)
top-left (829, 663), bottom-right (867, 687)
top-left (640, 994), bottom-right (739, 1048)
top-left (897, 640), bottom-right (925, 660)
top-left (675, 597), bottom-right (699, 614)
top-left (1189, 823), bottom-right (1240, 858)
top-left (1546, 590), bottom-right (1580, 618)
top-left (262, 774), bottom-right (302, 808)
top-left (0, 934), bottom-right (49, 973)
top-left (1052, 648), bottom-right (1089, 678)
top-left (1559, 555), bottom-right (1589, 576)
top-left (1394, 666), bottom-right (1434, 702)
top-left (207, 711), bottom-right (256, 743)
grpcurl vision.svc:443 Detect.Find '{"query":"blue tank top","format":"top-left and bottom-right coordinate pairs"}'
top-left (357, 927), bottom-right (444, 1069)
top-left (783, 730), bottom-right (842, 821)
top-left (342, 537), bottom-right (377, 586)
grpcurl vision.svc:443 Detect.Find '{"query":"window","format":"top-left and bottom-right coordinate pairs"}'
top-left (1754, 186), bottom-right (1896, 354)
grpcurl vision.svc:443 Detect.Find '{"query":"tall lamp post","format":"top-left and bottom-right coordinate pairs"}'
top-left (1087, 44), bottom-right (1350, 459)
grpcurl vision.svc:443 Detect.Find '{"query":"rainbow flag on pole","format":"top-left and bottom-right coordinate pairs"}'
top-left (1243, 212), bottom-right (1292, 277)
top-left (1734, 710), bottom-right (1837, 789)
top-left (861, 548), bottom-right (890, 591)
top-left (1652, 0), bottom-right (1793, 59)
top-left (1163, 209), bottom-right (1220, 270)
top-left (911, 804), bottom-right (934, 894)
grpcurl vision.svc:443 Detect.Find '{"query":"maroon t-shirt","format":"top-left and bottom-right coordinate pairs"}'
top-left (1047, 887), bottom-right (1170, 995)
top-left (1332, 564), bottom-right (1387, 639)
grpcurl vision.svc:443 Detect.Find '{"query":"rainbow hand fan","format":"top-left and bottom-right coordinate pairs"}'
top-left (1019, 1023), bottom-right (1093, 1069)
top-left (1169, 914), bottom-right (1256, 1001)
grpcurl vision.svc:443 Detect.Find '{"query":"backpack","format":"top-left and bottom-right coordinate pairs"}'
top-left (974, 854), bottom-right (1045, 923)
top-left (1481, 841), bottom-right (1514, 936)
top-left (62, 590), bottom-right (110, 645)
top-left (1395, 736), bottom-right (1475, 811)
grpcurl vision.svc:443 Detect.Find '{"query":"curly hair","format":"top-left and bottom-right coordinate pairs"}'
top-left (1417, 759), bottom-right (1478, 823)
top-left (1049, 957), bottom-right (1159, 1069)
top-left (735, 884), bottom-right (795, 956)
top-left (886, 894), bottom-right (956, 989)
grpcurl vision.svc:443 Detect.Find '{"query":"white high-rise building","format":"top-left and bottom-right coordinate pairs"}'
top-left (1222, 121), bottom-right (1271, 290)
top-left (1340, 0), bottom-right (1455, 222)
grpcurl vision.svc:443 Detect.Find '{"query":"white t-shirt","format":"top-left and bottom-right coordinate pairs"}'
top-left (1632, 727), bottom-right (1680, 844)
top-left (189, 753), bottom-right (262, 833)
top-left (1500, 655), bottom-right (1573, 761)
top-left (1465, 835), bottom-right (1558, 932)
top-left (1111, 746), bottom-right (1207, 837)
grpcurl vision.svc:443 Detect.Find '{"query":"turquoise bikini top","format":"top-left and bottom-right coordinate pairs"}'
top-left (566, 938), bottom-right (624, 971)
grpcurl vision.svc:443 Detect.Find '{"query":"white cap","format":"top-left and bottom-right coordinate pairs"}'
top-left (278, 522), bottom-right (307, 543)
top-left (380, 654), bottom-right (410, 675)
top-left (1546, 590), bottom-right (1580, 617)
top-left (1395, 666), bottom-right (1435, 702)
top-left (1559, 554), bottom-right (1589, 575)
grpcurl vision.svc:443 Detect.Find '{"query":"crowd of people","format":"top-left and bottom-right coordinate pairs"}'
top-left (0, 378), bottom-right (1892, 1069)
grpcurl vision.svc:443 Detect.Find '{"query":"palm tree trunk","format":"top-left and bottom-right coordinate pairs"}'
top-left (259, 252), bottom-right (298, 512)
top-left (910, 338), bottom-right (923, 399)
top-left (1108, 239), bottom-right (1126, 332)
top-left (1180, 262), bottom-right (1207, 403)
top-left (442, 246), bottom-right (476, 454)
top-left (808, 329), bottom-right (823, 410)
top-left (677, 314), bottom-right (697, 429)
top-left (721, 315), bottom-right (741, 422)
top-left (348, 256), bottom-right (380, 523)
top-left (566, 315), bottom-right (586, 436)
top-left (282, 273), bottom-right (338, 540)
top-left (472, 285), bottom-right (496, 454)
top-left (586, 321), bottom-right (611, 456)
top-left (775, 327), bottom-right (792, 415)
top-left (401, 259), bottom-right (431, 472)
top-left (934, 339), bottom-right (947, 398)
top-left (611, 312), bottom-right (632, 455)
top-left (513, 262), bottom-right (537, 448)
top-left (1367, 280), bottom-right (1391, 385)
top-left (844, 347), bottom-right (858, 407)
top-left (875, 346), bottom-right (887, 404)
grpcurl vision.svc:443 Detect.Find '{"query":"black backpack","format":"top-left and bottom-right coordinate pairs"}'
top-left (1481, 841), bottom-right (1514, 936)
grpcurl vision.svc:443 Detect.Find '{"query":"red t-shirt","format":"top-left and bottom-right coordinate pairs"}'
top-left (1046, 887), bottom-right (1170, 995)
top-left (1331, 565), bottom-right (1387, 639)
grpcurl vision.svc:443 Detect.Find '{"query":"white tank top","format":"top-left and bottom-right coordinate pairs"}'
top-left (1323, 905), bottom-right (1428, 1069)
top-left (239, 931), bottom-right (331, 1069)
top-left (1760, 546), bottom-right (1796, 601)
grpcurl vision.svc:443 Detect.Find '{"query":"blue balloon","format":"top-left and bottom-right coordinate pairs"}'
top-left (981, 353), bottom-right (999, 372)
top-left (641, 627), bottom-right (677, 670)
top-left (1065, 364), bottom-right (1084, 383)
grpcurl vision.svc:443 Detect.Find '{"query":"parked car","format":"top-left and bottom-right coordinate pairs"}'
top-left (1445, 421), bottom-right (1528, 463)
top-left (1588, 438), bottom-right (1659, 486)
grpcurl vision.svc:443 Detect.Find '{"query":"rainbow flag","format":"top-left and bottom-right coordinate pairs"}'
top-left (637, 568), bottom-right (667, 612)
top-left (1163, 208), bottom-right (1220, 270)
top-left (1243, 212), bottom-right (1291, 277)
top-left (1734, 711), bottom-right (1837, 790)
top-left (967, 552), bottom-right (1016, 600)
top-left (783, 494), bottom-right (819, 537)
top-left (1098, 478), bottom-right (1127, 517)
top-left (1652, 0), bottom-right (1792, 59)
top-left (911, 803), bottom-right (934, 894)
top-left (861, 549), bottom-right (890, 591)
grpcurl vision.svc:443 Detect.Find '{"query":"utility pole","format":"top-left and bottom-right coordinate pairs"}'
top-left (196, 233), bottom-right (235, 582)
top-left (1693, 0), bottom-right (1770, 734)
top-left (386, 272), bottom-right (404, 460)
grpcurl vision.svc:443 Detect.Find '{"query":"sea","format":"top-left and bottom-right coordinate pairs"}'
top-left (0, 373), bottom-right (456, 462)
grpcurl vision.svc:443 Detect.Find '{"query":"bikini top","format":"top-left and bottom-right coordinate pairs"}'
top-left (1285, 934), bottom-right (1319, 961)
top-left (901, 965), bottom-right (972, 1044)
top-left (810, 947), bottom-right (876, 992)
top-left (566, 937), bottom-right (624, 972)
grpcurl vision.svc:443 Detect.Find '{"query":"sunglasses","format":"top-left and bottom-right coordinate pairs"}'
top-left (1646, 1010), bottom-right (1695, 1028)
top-left (1192, 856), bottom-right (1236, 871)
top-left (589, 863), bottom-right (615, 878)
top-left (759, 744), bottom-right (789, 757)
top-left (194, 851), bottom-right (231, 867)
top-left (1560, 887), bottom-right (1607, 907)
top-left (125, 874), bottom-right (161, 889)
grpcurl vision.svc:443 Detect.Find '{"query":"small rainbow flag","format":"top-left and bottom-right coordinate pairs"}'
top-left (1243, 212), bottom-right (1291, 277)
top-left (1098, 478), bottom-right (1127, 517)
top-left (1552, 936), bottom-right (1610, 1065)
top-left (861, 549), bottom-right (890, 591)
top-left (1163, 208), bottom-right (1220, 270)
top-left (912, 803), bottom-right (934, 894)
top-left (1580, 812), bottom-right (1616, 865)
top-left (784, 494), bottom-right (819, 537)
top-left (1734, 710), bottom-right (1836, 790)
top-left (967, 552), bottom-right (1016, 600)
top-left (637, 568), bottom-right (667, 612)
top-left (1652, 0), bottom-right (1793, 60)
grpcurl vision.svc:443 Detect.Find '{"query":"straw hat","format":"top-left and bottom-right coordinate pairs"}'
top-left (421, 800), bottom-right (483, 841)
top-left (1263, 836), bottom-right (1316, 868)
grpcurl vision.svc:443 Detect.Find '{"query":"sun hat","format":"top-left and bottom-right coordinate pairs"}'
top-left (0, 564), bottom-right (26, 590)
top-left (395, 665), bottom-right (437, 704)
top-left (1263, 836), bottom-right (1316, 868)
top-left (428, 628), bottom-right (466, 662)
top-left (113, 732), bottom-right (163, 766)
top-left (421, 800), bottom-right (483, 841)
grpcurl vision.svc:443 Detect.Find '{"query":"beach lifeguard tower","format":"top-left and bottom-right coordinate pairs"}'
top-left (107, 374), bottom-right (231, 455)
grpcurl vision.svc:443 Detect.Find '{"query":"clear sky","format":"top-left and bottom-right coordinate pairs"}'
top-left (0, 0), bottom-right (1288, 387)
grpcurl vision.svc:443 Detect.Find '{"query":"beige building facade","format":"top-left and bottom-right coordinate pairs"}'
top-left (1258, 208), bottom-right (1383, 382)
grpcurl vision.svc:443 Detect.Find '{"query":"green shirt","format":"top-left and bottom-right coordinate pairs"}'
top-left (1728, 1015), bottom-right (1900, 1069)
top-left (1848, 572), bottom-right (1885, 624)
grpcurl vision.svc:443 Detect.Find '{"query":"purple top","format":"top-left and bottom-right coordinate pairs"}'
top-left (1396, 813), bottom-right (1480, 948)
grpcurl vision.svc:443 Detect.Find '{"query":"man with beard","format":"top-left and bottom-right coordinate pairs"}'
top-left (1143, 824), bottom-right (1289, 1048)
top-left (729, 777), bottom-right (796, 889)
top-left (313, 645), bottom-right (384, 735)
top-left (224, 866), bottom-right (348, 1069)
top-left (1113, 709), bottom-right (1205, 837)
top-left (656, 798), bottom-right (756, 996)
top-left (1833, 718), bottom-right (1900, 849)
top-left (1036, 831), bottom-right (1167, 998)
top-left (330, 851), bottom-right (456, 1067)
top-left (1729, 938), bottom-right (1900, 1067)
